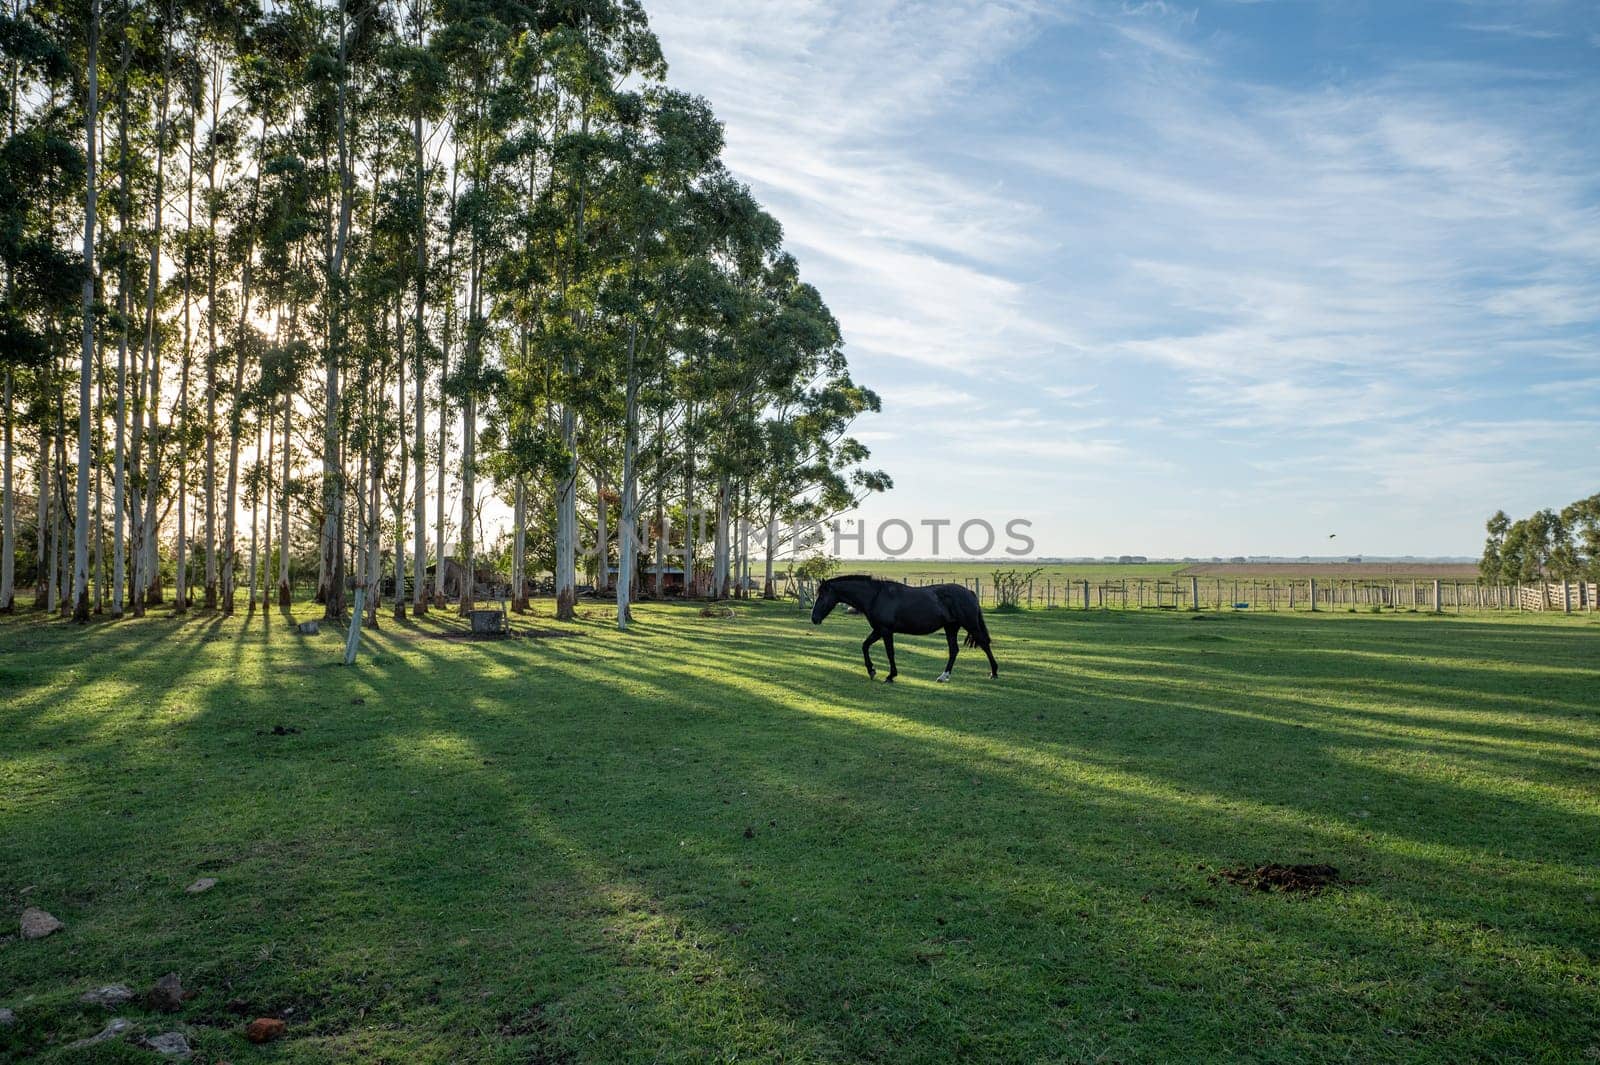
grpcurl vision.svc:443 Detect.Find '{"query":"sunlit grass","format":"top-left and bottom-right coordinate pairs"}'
top-left (1, 600), bottom-right (1597, 1062)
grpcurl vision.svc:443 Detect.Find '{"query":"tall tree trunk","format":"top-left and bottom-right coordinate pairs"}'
top-left (713, 470), bottom-right (730, 600)
top-left (137, 18), bottom-right (173, 609)
top-left (554, 108), bottom-right (590, 622)
top-left (111, 30), bottom-right (131, 617)
top-left (278, 390), bottom-right (291, 606)
top-left (393, 299), bottom-right (407, 621)
top-left (260, 410), bottom-right (273, 613)
top-left (203, 50), bottom-right (220, 609)
top-left (34, 426), bottom-right (48, 606)
top-left (72, 0), bottom-right (100, 623)
top-left (511, 478), bottom-right (527, 612)
top-left (223, 116), bottom-right (267, 615)
top-left (410, 19), bottom-right (429, 616)
top-left (366, 393), bottom-right (382, 628)
top-left (320, 2), bottom-right (354, 622)
top-left (0, 370), bottom-right (14, 611)
top-left (595, 468), bottom-right (609, 593)
top-left (682, 405), bottom-right (696, 597)
top-left (616, 323), bottom-right (640, 629)
top-left (458, 247), bottom-right (479, 617)
top-left (174, 86), bottom-right (196, 616)
top-left (651, 408), bottom-right (665, 599)
top-left (432, 141), bottom-right (459, 608)
top-left (46, 421), bottom-right (60, 613)
top-left (248, 427), bottom-right (260, 614)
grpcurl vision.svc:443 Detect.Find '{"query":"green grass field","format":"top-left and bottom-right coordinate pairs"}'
top-left (2, 600), bottom-right (1598, 1063)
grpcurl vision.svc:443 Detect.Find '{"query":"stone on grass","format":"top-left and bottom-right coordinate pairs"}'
top-left (0, 1007), bottom-right (15, 1027)
top-left (184, 878), bottom-right (217, 894)
top-left (146, 972), bottom-right (185, 1013)
top-left (296, 620), bottom-right (319, 635)
top-left (81, 984), bottom-right (135, 1008)
top-left (68, 1017), bottom-right (132, 1049)
top-left (19, 907), bottom-right (63, 939)
top-left (142, 1031), bottom-right (192, 1056)
top-left (245, 1017), bottom-right (286, 1043)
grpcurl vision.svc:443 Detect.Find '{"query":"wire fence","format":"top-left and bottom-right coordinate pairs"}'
top-left (882, 576), bottom-right (1599, 615)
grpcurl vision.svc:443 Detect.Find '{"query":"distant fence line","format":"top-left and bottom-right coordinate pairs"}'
top-left (882, 576), bottom-right (1600, 615)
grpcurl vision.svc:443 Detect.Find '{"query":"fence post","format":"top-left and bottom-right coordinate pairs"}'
top-left (1309, 578), bottom-right (1317, 612)
top-left (1432, 579), bottom-right (1441, 613)
top-left (1082, 580), bottom-right (1090, 610)
top-left (1563, 581), bottom-right (1572, 614)
top-left (1190, 576), bottom-right (1199, 611)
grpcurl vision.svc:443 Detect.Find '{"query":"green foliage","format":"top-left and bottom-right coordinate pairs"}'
top-left (792, 552), bottom-right (839, 584)
top-left (990, 566), bottom-right (1044, 609)
top-left (1484, 495), bottom-right (1600, 582)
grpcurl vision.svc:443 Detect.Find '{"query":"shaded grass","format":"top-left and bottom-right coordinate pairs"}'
top-left (1, 601), bottom-right (1598, 1063)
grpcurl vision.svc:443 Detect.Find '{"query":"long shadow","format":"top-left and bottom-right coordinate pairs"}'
top-left (4, 601), bottom-right (1597, 1062)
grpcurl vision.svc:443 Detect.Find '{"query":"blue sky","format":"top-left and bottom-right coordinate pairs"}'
top-left (648, 0), bottom-right (1600, 559)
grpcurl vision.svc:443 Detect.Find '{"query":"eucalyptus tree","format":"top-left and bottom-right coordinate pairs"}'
top-left (598, 88), bottom-right (724, 627)
top-left (539, 0), bottom-right (664, 621)
top-left (389, 0), bottom-right (445, 616)
top-left (1, 3), bottom-right (78, 614)
top-left (435, 0), bottom-right (520, 615)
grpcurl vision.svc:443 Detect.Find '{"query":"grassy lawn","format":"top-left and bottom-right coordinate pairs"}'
top-left (2, 600), bottom-right (1598, 1063)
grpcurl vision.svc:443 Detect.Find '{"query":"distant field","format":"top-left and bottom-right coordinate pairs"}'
top-left (1177, 562), bottom-right (1482, 579)
top-left (820, 560), bottom-right (1482, 584)
top-left (842, 561), bottom-right (1185, 583)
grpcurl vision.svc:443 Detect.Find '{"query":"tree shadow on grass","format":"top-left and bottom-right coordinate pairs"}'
top-left (3, 602), bottom-right (1597, 1062)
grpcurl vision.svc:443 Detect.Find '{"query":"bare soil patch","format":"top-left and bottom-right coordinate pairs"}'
top-left (1213, 863), bottom-right (1342, 894)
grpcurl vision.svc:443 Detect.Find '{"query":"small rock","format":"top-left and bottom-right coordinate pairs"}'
top-left (81, 984), bottom-right (135, 1008)
top-left (296, 620), bottom-right (319, 635)
top-left (142, 1031), bottom-right (192, 1056)
top-left (68, 1017), bottom-right (132, 1049)
top-left (185, 878), bottom-right (217, 894)
top-left (0, 1007), bottom-right (15, 1027)
top-left (20, 906), bottom-right (63, 939)
top-left (245, 1017), bottom-right (286, 1043)
top-left (146, 972), bottom-right (185, 1013)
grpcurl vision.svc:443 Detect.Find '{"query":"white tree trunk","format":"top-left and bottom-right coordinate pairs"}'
top-left (73, 0), bottom-right (99, 621)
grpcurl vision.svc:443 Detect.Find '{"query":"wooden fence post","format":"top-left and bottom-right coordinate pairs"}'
top-left (1309, 578), bottom-right (1317, 612)
top-left (1190, 576), bottom-right (1199, 611)
top-left (1432, 579), bottom-right (1441, 613)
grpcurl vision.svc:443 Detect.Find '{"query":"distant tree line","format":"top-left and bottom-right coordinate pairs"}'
top-left (0, 0), bottom-right (890, 631)
top-left (1480, 495), bottom-right (1600, 584)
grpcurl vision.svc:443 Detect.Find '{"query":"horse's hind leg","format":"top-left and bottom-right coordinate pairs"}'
top-left (982, 641), bottom-right (999, 679)
top-left (938, 623), bottom-right (958, 682)
top-left (861, 630), bottom-right (882, 679)
top-left (882, 632), bottom-right (898, 683)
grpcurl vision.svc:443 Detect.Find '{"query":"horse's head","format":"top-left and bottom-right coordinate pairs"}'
top-left (811, 581), bottom-right (839, 625)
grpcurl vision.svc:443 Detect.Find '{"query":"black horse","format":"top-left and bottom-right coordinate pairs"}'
top-left (811, 575), bottom-right (998, 682)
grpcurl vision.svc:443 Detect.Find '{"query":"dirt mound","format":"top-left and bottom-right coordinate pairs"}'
top-left (1214, 862), bottom-right (1341, 895)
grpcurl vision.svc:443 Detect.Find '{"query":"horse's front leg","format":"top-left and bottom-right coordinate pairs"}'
top-left (882, 633), bottom-right (898, 683)
top-left (861, 630), bottom-right (882, 679)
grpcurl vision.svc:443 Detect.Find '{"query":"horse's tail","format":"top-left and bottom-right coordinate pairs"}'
top-left (963, 601), bottom-right (992, 649)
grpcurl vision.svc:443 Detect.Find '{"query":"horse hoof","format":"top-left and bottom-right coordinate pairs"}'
top-left (936, 672), bottom-right (950, 683)
top-left (884, 676), bottom-right (895, 684)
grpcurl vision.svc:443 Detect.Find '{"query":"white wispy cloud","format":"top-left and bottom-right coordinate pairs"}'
top-left (649, 0), bottom-right (1600, 554)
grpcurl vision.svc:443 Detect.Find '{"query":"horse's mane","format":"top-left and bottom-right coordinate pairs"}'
top-left (823, 574), bottom-right (879, 584)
